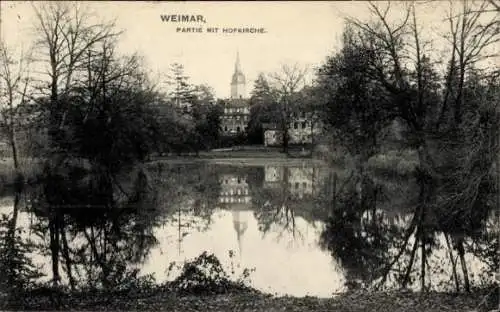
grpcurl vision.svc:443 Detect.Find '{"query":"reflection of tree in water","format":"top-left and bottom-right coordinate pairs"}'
top-left (153, 162), bottom-right (221, 232)
top-left (319, 162), bottom-right (497, 293)
top-left (28, 161), bottom-right (164, 290)
top-left (319, 171), bottom-right (405, 291)
top-left (250, 165), bottom-right (330, 243)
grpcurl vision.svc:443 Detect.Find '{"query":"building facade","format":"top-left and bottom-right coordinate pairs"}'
top-left (263, 112), bottom-right (323, 146)
top-left (221, 99), bottom-right (250, 134)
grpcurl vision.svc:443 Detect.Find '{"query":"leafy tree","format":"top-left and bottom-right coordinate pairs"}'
top-left (316, 25), bottom-right (396, 163)
top-left (165, 63), bottom-right (196, 113)
top-left (247, 73), bottom-right (277, 144)
top-left (29, 2), bottom-right (165, 287)
top-left (337, 1), bottom-right (500, 292)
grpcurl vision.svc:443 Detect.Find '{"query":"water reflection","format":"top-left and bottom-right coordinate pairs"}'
top-left (0, 160), bottom-right (496, 297)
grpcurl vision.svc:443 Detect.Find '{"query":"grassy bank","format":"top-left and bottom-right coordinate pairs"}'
top-left (6, 289), bottom-right (496, 311)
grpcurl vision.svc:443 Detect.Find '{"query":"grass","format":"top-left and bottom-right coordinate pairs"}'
top-left (7, 288), bottom-right (494, 311)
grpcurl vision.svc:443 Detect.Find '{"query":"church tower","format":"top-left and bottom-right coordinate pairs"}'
top-left (230, 52), bottom-right (246, 99)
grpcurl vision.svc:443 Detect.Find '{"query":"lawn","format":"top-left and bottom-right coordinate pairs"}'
top-left (14, 290), bottom-right (496, 312)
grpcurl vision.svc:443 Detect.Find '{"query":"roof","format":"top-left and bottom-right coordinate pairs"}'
top-left (223, 98), bottom-right (250, 108)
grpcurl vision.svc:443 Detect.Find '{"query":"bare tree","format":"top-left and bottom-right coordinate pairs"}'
top-left (0, 41), bottom-right (32, 172)
top-left (268, 63), bottom-right (308, 153)
top-left (346, 0), bottom-right (499, 292)
top-left (30, 1), bottom-right (120, 287)
top-left (0, 40), bottom-right (33, 292)
top-left (31, 2), bottom-right (120, 149)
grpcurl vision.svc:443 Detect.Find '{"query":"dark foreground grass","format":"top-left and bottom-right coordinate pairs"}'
top-left (5, 289), bottom-right (497, 312)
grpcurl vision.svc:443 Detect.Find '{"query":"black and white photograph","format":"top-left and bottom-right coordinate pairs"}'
top-left (0, 1), bottom-right (499, 311)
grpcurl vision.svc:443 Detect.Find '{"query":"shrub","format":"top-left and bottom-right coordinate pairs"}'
top-left (169, 251), bottom-right (256, 295)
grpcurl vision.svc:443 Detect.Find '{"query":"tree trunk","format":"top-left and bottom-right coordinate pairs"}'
top-left (6, 190), bottom-right (22, 289)
top-left (282, 124), bottom-right (289, 154)
top-left (420, 224), bottom-right (426, 292)
top-left (457, 238), bottom-right (470, 293)
top-left (311, 121), bottom-right (315, 147)
top-left (49, 214), bottom-right (61, 286)
top-left (444, 233), bottom-right (460, 292)
top-left (60, 222), bottom-right (75, 291)
top-left (8, 122), bottom-right (19, 171)
top-left (402, 230), bottom-right (419, 288)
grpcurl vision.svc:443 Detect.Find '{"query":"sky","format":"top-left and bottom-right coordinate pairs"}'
top-left (1, 1), bottom-right (496, 99)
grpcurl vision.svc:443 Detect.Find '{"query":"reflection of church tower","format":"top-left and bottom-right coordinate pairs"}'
top-left (231, 51), bottom-right (246, 99)
top-left (232, 210), bottom-right (248, 257)
top-left (218, 172), bottom-right (251, 257)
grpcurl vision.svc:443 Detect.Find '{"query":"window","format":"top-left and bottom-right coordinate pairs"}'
top-left (224, 126), bottom-right (228, 132)
top-left (303, 182), bottom-right (307, 188)
top-left (301, 112), bottom-right (306, 118)
top-left (301, 122), bottom-right (306, 129)
top-left (295, 182), bottom-right (299, 189)
top-left (237, 126), bottom-right (241, 132)
top-left (294, 122), bottom-right (298, 129)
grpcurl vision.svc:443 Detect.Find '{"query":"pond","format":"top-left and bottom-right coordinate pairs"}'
top-left (0, 159), bottom-right (496, 297)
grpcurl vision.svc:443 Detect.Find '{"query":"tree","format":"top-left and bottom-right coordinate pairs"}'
top-left (247, 73), bottom-right (276, 144)
top-left (0, 39), bottom-right (33, 286)
top-left (340, 0), bottom-right (500, 292)
top-left (317, 26), bottom-right (397, 163)
top-left (30, 2), bottom-right (153, 287)
top-left (165, 63), bottom-right (196, 113)
top-left (0, 41), bottom-right (32, 173)
top-left (193, 84), bottom-right (216, 105)
top-left (295, 85), bottom-right (324, 147)
top-left (250, 73), bottom-right (272, 106)
top-left (268, 64), bottom-right (308, 153)
top-left (32, 2), bottom-right (120, 155)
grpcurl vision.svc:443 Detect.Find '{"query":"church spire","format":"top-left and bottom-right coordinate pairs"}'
top-left (235, 51), bottom-right (241, 73)
top-left (230, 50), bottom-right (246, 99)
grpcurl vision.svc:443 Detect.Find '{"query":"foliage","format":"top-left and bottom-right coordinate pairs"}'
top-left (247, 73), bottom-right (277, 144)
top-left (366, 150), bottom-right (419, 178)
top-left (170, 251), bottom-right (256, 295)
top-left (6, 289), bottom-right (492, 311)
top-left (316, 24), bottom-right (397, 161)
top-left (0, 213), bottom-right (44, 306)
